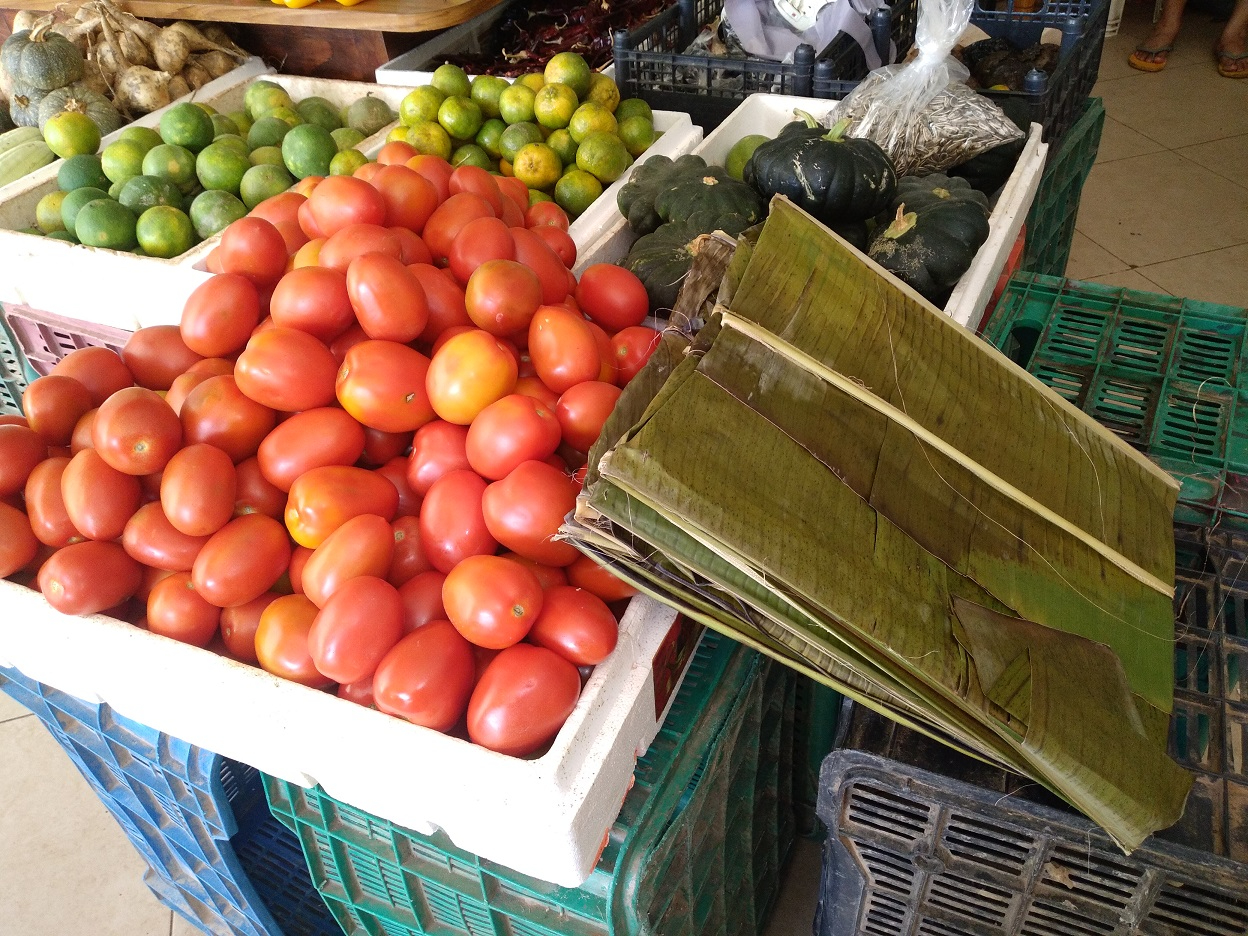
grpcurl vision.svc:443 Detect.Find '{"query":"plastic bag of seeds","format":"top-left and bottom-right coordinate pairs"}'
top-left (836, 0), bottom-right (1024, 175)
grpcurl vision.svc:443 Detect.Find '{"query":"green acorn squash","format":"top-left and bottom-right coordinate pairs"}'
top-left (1, 23), bottom-right (84, 93)
top-left (616, 153), bottom-right (764, 236)
top-left (8, 83), bottom-right (46, 128)
top-left (37, 83), bottom-right (124, 134)
top-left (623, 215), bottom-right (755, 313)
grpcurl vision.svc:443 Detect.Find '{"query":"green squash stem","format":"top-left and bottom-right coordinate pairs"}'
top-left (881, 204), bottom-right (918, 240)
top-left (792, 110), bottom-right (853, 143)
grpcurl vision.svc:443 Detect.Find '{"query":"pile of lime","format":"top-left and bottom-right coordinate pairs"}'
top-left (397, 52), bottom-right (657, 219)
top-left (29, 80), bottom-right (395, 258)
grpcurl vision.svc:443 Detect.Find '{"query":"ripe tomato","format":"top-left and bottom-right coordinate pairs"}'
top-left (336, 340), bottom-right (434, 433)
top-left (463, 259), bottom-right (541, 336)
top-left (418, 468), bottom-right (497, 573)
top-left (258, 407), bottom-right (366, 492)
top-left (146, 572), bottom-right (221, 647)
top-left (442, 554), bottom-right (543, 649)
top-left (307, 175), bottom-right (387, 237)
top-left (347, 253), bottom-right (429, 342)
top-left (480, 459), bottom-right (579, 566)
top-left (407, 154), bottom-right (452, 202)
top-left (255, 594), bottom-right (332, 687)
top-left (449, 165), bottom-right (504, 214)
top-left (249, 190), bottom-right (305, 229)
top-left (329, 323), bottom-right (369, 364)
top-left (372, 164), bottom-right (438, 232)
top-left (374, 457), bottom-right (420, 517)
top-left (528, 306), bottom-right (601, 394)
top-left (220, 592), bottom-right (280, 663)
top-left (180, 274), bottom-right (261, 358)
top-left (92, 387), bottom-right (182, 476)
top-left (407, 421), bottom-right (470, 495)
top-left (354, 161), bottom-right (384, 184)
top-left (360, 427), bottom-right (412, 467)
top-left (391, 227), bottom-right (431, 265)
top-left (297, 201), bottom-right (324, 241)
top-left (218, 217), bottom-right (288, 287)
top-left (23, 376), bottom-right (95, 446)
top-left (235, 328), bottom-right (339, 413)
top-left (410, 264), bottom-right (471, 343)
top-left (288, 544), bottom-right (312, 594)
top-left (556, 381), bottom-right (621, 453)
top-left (448, 217), bottom-right (515, 284)
top-left (337, 676), bottom-right (375, 707)
top-left (465, 394), bottom-right (560, 480)
top-left (527, 585), bottom-right (618, 665)
top-left (426, 329), bottom-right (518, 425)
top-left (467, 644), bottom-right (581, 756)
top-left (193, 513), bottom-right (291, 607)
top-left (510, 227), bottom-right (570, 304)
top-left (584, 321), bottom-right (617, 384)
top-left (494, 175), bottom-right (529, 215)
top-left (0, 501), bottom-right (37, 577)
top-left (576, 265), bottom-right (649, 332)
top-left (503, 552), bottom-right (568, 590)
top-left (181, 375), bottom-right (276, 463)
top-left (388, 515), bottom-right (431, 586)
top-left (308, 575), bottom-right (404, 684)
top-left (25, 457), bottom-right (79, 547)
top-left (122, 326), bottom-right (203, 391)
top-left (301, 513), bottom-right (394, 607)
top-left (61, 448), bottom-right (140, 540)
top-left (376, 140), bottom-right (418, 165)
top-left (269, 266), bottom-right (355, 342)
top-left (50, 347), bottom-right (133, 406)
top-left (318, 223), bottom-right (403, 273)
top-left (372, 620), bottom-right (475, 730)
top-left (38, 541), bottom-right (142, 615)
top-left (565, 554), bottom-right (638, 601)
top-left (70, 408), bottom-right (96, 454)
top-left (424, 192), bottom-right (495, 264)
top-left (122, 501), bottom-right (209, 571)
top-left (285, 465), bottom-right (399, 548)
top-left (611, 326), bottom-right (661, 385)
top-left (531, 225), bottom-right (576, 269)
top-left (513, 376), bottom-right (560, 411)
top-left (398, 570), bottom-right (446, 632)
top-left (525, 202), bottom-right (569, 231)
top-left (233, 457), bottom-right (287, 519)
top-left (161, 443), bottom-right (237, 537)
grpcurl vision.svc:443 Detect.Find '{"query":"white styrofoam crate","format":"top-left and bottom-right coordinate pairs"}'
top-left (578, 93), bottom-right (1048, 331)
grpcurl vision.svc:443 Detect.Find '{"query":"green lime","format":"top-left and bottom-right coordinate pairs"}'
top-left (470, 75), bottom-right (508, 120)
top-left (568, 102), bottom-right (617, 144)
top-left (249, 145), bottom-right (285, 167)
top-left (118, 125), bottom-right (162, 154)
top-left (211, 113), bottom-right (239, 137)
top-left (499, 121), bottom-right (543, 163)
top-left (576, 131), bottom-right (631, 183)
top-left (296, 96), bottom-right (343, 131)
top-left (264, 106), bottom-right (304, 128)
top-left (59, 186), bottom-right (109, 234)
top-left (227, 110), bottom-right (253, 138)
top-left (475, 118), bottom-right (506, 159)
top-left (533, 83), bottom-right (579, 130)
top-left (528, 189), bottom-right (553, 206)
top-left (331, 127), bottom-right (365, 151)
top-left (618, 115), bottom-right (656, 158)
top-left (438, 96), bottom-right (482, 142)
top-left (517, 73), bottom-right (545, 93)
top-left (282, 123), bottom-right (338, 179)
top-left (554, 168), bottom-right (602, 218)
top-left (43, 111), bottom-right (100, 159)
top-left (46, 229), bottom-right (77, 242)
top-left (450, 143), bottom-right (491, 169)
top-left (194, 102), bottom-right (217, 116)
top-left (101, 140), bottom-right (146, 186)
top-left (399, 85), bottom-right (446, 127)
top-left (725, 133), bottom-right (769, 181)
top-left (329, 148), bottom-right (368, 176)
top-left (240, 163), bottom-right (295, 208)
top-left (160, 102), bottom-right (216, 152)
top-left (35, 190), bottom-right (67, 233)
top-left (431, 63), bottom-right (471, 99)
top-left (189, 189), bottom-right (246, 240)
top-left (405, 120), bottom-right (452, 160)
top-left (108, 180), bottom-right (125, 199)
top-left (544, 52), bottom-right (592, 101)
top-left (245, 80), bottom-right (295, 121)
top-left (142, 143), bottom-right (197, 188)
top-left (512, 142), bottom-right (561, 191)
top-left (118, 175), bottom-right (183, 214)
top-left (587, 72), bottom-right (621, 112)
top-left (614, 98), bottom-right (653, 124)
top-left (135, 205), bottom-right (195, 258)
top-left (196, 141), bottom-right (252, 194)
top-left (345, 95), bottom-right (394, 136)
top-left (74, 198), bottom-right (138, 250)
top-left (545, 128), bottom-right (578, 167)
top-left (212, 134), bottom-right (250, 156)
top-left (58, 153), bottom-right (109, 192)
top-left (248, 115), bottom-right (292, 150)
top-left (498, 84), bottom-right (537, 125)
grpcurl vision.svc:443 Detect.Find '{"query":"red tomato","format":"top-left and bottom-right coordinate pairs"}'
top-left (465, 393), bottom-right (560, 480)
top-left (480, 459), bottom-right (579, 566)
top-left (60, 448), bottom-right (139, 540)
top-left (285, 465), bottom-right (399, 548)
top-left (376, 140), bottom-right (418, 165)
top-left (407, 154), bottom-right (452, 202)
top-left (576, 265), bottom-right (649, 332)
top-left (611, 326), bottom-right (661, 385)
top-left (528, 306), bottom-right (601, 394)
top-left (423, 192), bottom-right (494, 264)
top-left (372, 620), bottom-right (475, 729)
top-left (307, 175), bottom-right (387, 237)
top-left (220, 592), bottom-right (280, 663)
top-left (308, 575), bottom-right (404, 684)
top-left (353, 161), bottom-right (384, 184)
top-left (180, 274), bottom-right (261, 358)
top-left (360, 427), bottom-right (412, 467)
top-left (235, 328), bottom-right (339, 412)
top-left (411, 264), bottom-right (471, 343)
top-left (50, 347), bottom-right (133, 407)
top-left (269, 266), bottom-right (354, 342)
top-left (426, 329), bottom-right (518, 425)
top-left (431, 324), bottom-right (474, 355)
top-left (161, 443), bottom-right (237, 537)
top-left (233, 456), bottom-right (287, 519)
top-left (556, 381), bottom-right (621, 453)
top-left (527, 585), bottom-right (618, 665)
top-left (565, 553), bottom-right (638, 601)
top-left (442, 554), bottom-right (543, 649)
top-left (292, 176), bottom-right (322, 197)
top-left (288, 544), bottom-right (312, 594)
top-left (301, 513), bottom-right (394, 608)
top-left (372, 164), bottom-right (438, 231)
top-left (584, 320), bottom-right (617, 384)
top-left (121, 326), bottom-right (203, 391)
top-left (406, 420), bottom-right (470, 495)
top-left (0, 500), bottom-right (37, 577)
top-left (388, 514), bottom-right (431, 586)
top-left (258, 408), bottom-right (366, 492)
top-left (297, 199), bottom-right (324, 240)
top-left (418, 469), bottom-right (496, 573)
top-left (165, 358), bottom-right (234, 415)
top-left (92, 387), bottom-right (182, 475)
top-left (347, 253), bottom-right (430, 342)
top-left (525, 202), bottom-right (569, 231)
top-left (181, 375), bottom-right (276, 463)
top-left (70, 407), bottom-right (96, 453)
top-left (374, 457), bottom-right (419, 517)
top-left (218, 217), bottom-right (287, 286)
top-left (255, 594), bottom-right (333, 687)
top-left (22, 376), bottom-right (92, 447)
top-left (467, 644), bottom-right (581, 755)
top-left (398, 570), bottom-right (446, 632)
top-left (510, 227), bottom-right (570, 304)
top-left (499, 195), bottom-right (526, 228)
top-left (449, 165), bottom-right (504, 215)
top-left (513, 376), bottom-right (560, 411)
top-left (336, 340), bottom-right (434, 433)
top-left (502, 552), bottom-right (568, 590)
top-left (249, 190), bottom-right (305, 228)
top-left (462, 259), bottom-right (541, 336)
top-left (494, 175), bottom-right (529, 215)
top-left (122, 501), bottom-right (209, 571)
top-left (204, 246), bottom-right (224, 273)
top-left (531, 225), bottom-right (576, 269)
top-left (0, 414), bottom-right (27, 427)
top-left (38, 541), bottom-right (142, 615)
top-left (391, 227), bottom-right (431, 265)
top-left (193, 513), bottom-right (291, 607)
top-left (329, 323), bottom-right (369, 364)
top-left (318, 223), bottom-right (403, 273)
top-left (146, 572), bottom-right (221, 647)
top-left (25, 457), bottom-right (79, 547)
top-left (337, 676), bottom-right (375, 707)
top-left (448, 216), bottom-right (515, 284)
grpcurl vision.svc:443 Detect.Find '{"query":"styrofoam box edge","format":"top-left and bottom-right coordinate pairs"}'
top-left (0, 578), bottom-right (680, 887)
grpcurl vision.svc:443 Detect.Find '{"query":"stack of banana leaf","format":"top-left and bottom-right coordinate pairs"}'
top-left (564, 197), bottom-right (1193, 850)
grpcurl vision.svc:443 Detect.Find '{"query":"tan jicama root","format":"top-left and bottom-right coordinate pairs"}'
top-left (200, 24), bottom-right (248, 57)
top-left (166, 22), bottom-right (246, 60)
top-left (12, 9), bottom-right (42, 32)
top-left (151, 25), bottom-right (192, 74)
top-left (182, 59), bottom-right (210, 90)
top-left (166, 73), bottom-right (190, 100)
top-left (195, 50), bottom-right (237, 79)
top-left (80, 56), bottom-right (111, 96)
top-left (95, 5), bottom-right (171, 114)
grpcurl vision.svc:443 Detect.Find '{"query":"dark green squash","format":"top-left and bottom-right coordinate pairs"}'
top-left (37, 84), bottom-right (124, 134)
top-left (623, 215), bottom-right (755, 313)
top-left (743, 113), bottom-right (897, 225)
top-left (616, 153), bottom-right (764, 236)
top-left (8, 83), bottom-right (46, 128)
top-left (893, 173), bottom-right (991, 215)
top-left (1, 23), bottom-right (84, 93)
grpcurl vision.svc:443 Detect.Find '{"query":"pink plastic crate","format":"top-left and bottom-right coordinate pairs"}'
top-left (2, 303), bottom-right (131, 377)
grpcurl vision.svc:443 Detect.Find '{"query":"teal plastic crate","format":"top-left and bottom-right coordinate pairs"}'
top-left (0, 314), bottom-right (34, 415)
top-left (264, 631), bottom-right (800, 936)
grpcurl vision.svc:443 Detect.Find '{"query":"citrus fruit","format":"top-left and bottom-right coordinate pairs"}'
top-left (346, 96), bottom-right (394, 136)
top-left (136, 205), bottom-right (195, 258)
top-left (119, 175), bottom-right (183, 214)
top-left (43, 111), bottom-right (101, 159)
top-left (399, 85), bottom-right (446, 127)
top-left (227, 110), bottom-right (253, 138)
top-left (194, 103), bottom-right (218, 116)
top-left (240, 163), bottom-right (295, 208)
top-left (211, 113), bottom-right (240, 137)
top-left (74, 199), bottom-right (138, 251)
top-left (451, 144), bottom-right (491, 169)
top-left (329, 148), bottom-right (369, 176)
top-left (296, 96), bottom-right (343, 131)
top-left (498, 83), bottom-right (537, 125)
top-left (499, 158), bottom-right (513, 176)
top-left (143, 143), bottom-right (197, 189)
top-left (512, 142), bottom-right (561, 191)
top-left (46, 229), bottom-right (77, 242)
top-left (568, 102), bottom-right (617, 144)
top-left (245, 81), bottom-right (295, 120)
top-left (544, 52), bottom-right (592, 101)
top-left (60, 187), bottom-right (108, 231)
top-left (247, 115), bottom-right (292, 150)
top-left (405, 120), bottom-right (453, 160)
top-left (528, 189), bottom-right (553, 206)
top-left (499, 121), bottom-right (544, 163)
top-left (533, 83), bottom-right (579, 130)
top-left (617, 115), bottom-right (656, 157)
top-left (331, 127), bottom-right (366, 151)
top-left (475, 118), bottom-right (506, 159)
top-left (517, 73), bottom-right (545, 93)
top-left (189, 190), bottom-right (246, 240)
top-left (282, 123), bottom-right (338, 179)
top-left (387, 126), bottom-right (409, 143)
top-left (431, 63), bottom-right (471, 99)
top-left (35, 191), bottom-right (67, 233)
top-left (248, 145), bottom-right (285, 167)
top-left (470, 75), bottom-right (508, 119)
top-left (118, 125), bottom-right (162, 154)
top-left (587, 72), bottom-right (621, 112)
top-left (614, 98), bottom-right (653, 124)
top-left (554, 169), bottom-right (602, 218)
top-left (108, 180), bottom-right (124, 199)
top-left (265, 106), bottom-right (304, 128)
top-left (196, 141), bottom-right (252, 194)
top-left (575, 131), bottom-right (631, 183)
top-left (58, 153), bottom-right (108, 192)
top-left (101, 140), bottom-right (146, 185)
top-left (438, 96), bottom-right (483, 142)
top-left (545, 128), bottom-right (577, 166)
top-left (160, 102), bottom-right (216, 152)
top-left (725, 133), bottom-right (769, 181)
top-left (212, 134), bottom-right (251, 157)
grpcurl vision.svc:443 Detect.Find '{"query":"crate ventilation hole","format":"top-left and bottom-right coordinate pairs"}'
top-left (1109, 319), bottom-right (1169, 374)
top-left (1040, 308), bottom-right (1107, 363)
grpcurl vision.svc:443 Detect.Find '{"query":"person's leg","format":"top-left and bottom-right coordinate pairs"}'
top-left (1130, 0), bottom-right (1189, 69)
top-left (1216, 0), bottom-right (1248, 75)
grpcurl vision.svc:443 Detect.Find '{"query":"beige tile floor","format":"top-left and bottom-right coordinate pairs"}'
top-left (2, 5), bottom-right (1247, 933)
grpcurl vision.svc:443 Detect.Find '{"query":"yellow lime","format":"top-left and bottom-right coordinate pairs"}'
top-left (142, 143), bottom-right (197, 188)
top-left (554, 168), bottom-right (602, 218)
top-left (240, 163), bottom-right (295, 208)
top-left (528, 189), bottom-right (553, 206)
top-left (544, 52), bottom-right (591, 101)
top-left (498, 83), bottom-right (537, 125)
top-left (431, 63), bottom-right (471, 99)
top-left (499, 158), bottom-right (513, 177)
top-left (512, 142), bottom-right (561, 191)
top-left (213, 134), bottom-right (250, 157)
top-left (725, 133), bottom-right (769, 181)
top-left (387, 126), bottom-right (409, 143)
top-left (249, 145), bottom-right (285, 167)
top-left (576, 131), bottom-right (631, 183)
top-left (545, 128), bottom-right (577, 167)
top-left (517, 73), bottom-right (545, 93)
top-left (264, 106), bottom-right (304, 128)
top-left (618, 114), bottom-right (656, 158)
top-left (196, 141), bottom-right (252, 194)
top-left (101, 140), bottom-right (146, 185)
top-left (118, 125), bottom-right (162, 154)
top-left (470, 75), bottom-right (508, 119)
top-left (329, 148), bottom-right (369, 176)
top-left (35, 190), bottom-right (67, 233)
top-left (43, 111), bottom-right (101, 159)
top-left (331, 127), bottom-right (366, 151)
top-left (406, 120), bottom-right (453, 160)
top-left (226, 110), bottom-right (253, 138)
top-left (136, 206), bottom-right (195, 258)
top-left (160, 102), bottom-right (216, 152)
top-left (211, 113), bottom-right (239, 137)
top-left (586, 72), bottom-right (621, 112)
top-left (499, 121), bottom-right (543, 163)
top-left (615, 98), bottom-right (653, 124)
top-left (399, 85), bottom-right (446, 127)
top-left (245, 81), bottom-right (295, 121)
top-left (567, 102), bottom-right (617, 144)
top-left (438, 96), bottom-right (483, 142)
top-left (194, 102), bottom-right (217, 116)
top-left (533, 83), bottom-right (579, 130)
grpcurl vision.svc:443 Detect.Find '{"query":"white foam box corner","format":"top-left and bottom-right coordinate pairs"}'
top-left (0, 73), bottom-right (410, 331)
top-left (576, 93), bottom-right (1047, 332)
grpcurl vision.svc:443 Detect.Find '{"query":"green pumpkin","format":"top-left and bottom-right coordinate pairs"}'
top-left (1, 23), bottom-right (84, 92)
top-left (37, 83), bottom-right (124, 135)
top-left (617, 153), bottom-right (764, 236)
top-left (623, 215), bottom-right (755, 314)
top-left (8, 83), bottom-right (46, 128)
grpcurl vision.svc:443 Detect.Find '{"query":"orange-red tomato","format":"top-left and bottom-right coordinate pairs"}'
top-left (0, 500), bottom-right (37, 577)
top-left (494, 175), bottom-right (529, 215)
top-left (25, 457), bottom-right (79, 547)
top-left (513, 376), bottom-right (560, 411)
top-left (135, 565), bottom-right (174, 603)
top-left (353, 161), bottom-right (384, 184)
top-left (511, 227), bottom-right (570, 304)
top-left (374, 457), bottom-right (420, 517)
top-left (449, 165), bottom-right (504, 214)
top-left (61, 448), bottom-right (139, 540)
top-left (161, 443), bottom-right (237, 537)
top-left (336, 340), bottom-right (435, 433)
top-left (576, 264), bottom-right (649, 332)
top-left (233, 456), bottom-right (287, 519)
top-left (502, 552), bottom-right (568, 590)
top-left (147, 572), bottom-right (221, 647)
top-left (373, 164), bottom-right (438, 231)
top-left (165, 359), bottom-right (231, 416)
top-left (38, 541), bottom-right (142, 615)
top-left (406, 420), bottom-right (470, 495)
top-left (411, 264), bottom-right (472, 343)
top-left (218, 217), bottom-right (288, 287)
top-left (376, 140), bottom-right (418, 165)
top-left (181, 375), bottom-right (276, 463)
top-left (584, 320), bottom-right (617, 384)
top-left (297, 198), bottom-right (324, 239)
top-left (50, 347), bottom-right (133, 406)
top-left (318, 223), bottom-right (403, 273)
top-left (255, 594), bottom-right (333, 687)
top-left (531, 225), bottom-right (576, 269)
top-left (391, 227), bottom-right (431, 265)
top-left (611, 326), bottom-right (661, 385)
top-left (555, 381), bottom-right (621, 453)
top-left (307, 175), bottom-right (387, 238)
top-left (465, 393), bottom-right (560, 480)
top-left (406, 154), bottom-right (452, 202)
top-left (193, 513), bottom-right (291, 607)
top-left (442, 554), bottom-right (543, 649)
top-left (527, 585), bottom-right (618, 665)
top-left (423, 192), bottom-right (495, 264)
top-left (564, 554), bottom-right (638, 601)
top-left (249, 190), bottom-right (305, 229)
top-left (23, 376), bottom-right (94, 446)
top-left (360, 427), bottom-right (413, 467)
top-left (398, 569), bottom-right (446, 632)
top-left (257, 407), bottom-right (366, 492)
top-left (329, 323), bottom-right (370, 364)
top-left (528, 306), bottom-right (601, 394)
top-left (525, 201), bottom-right (570, 231)
top-left (220, 591), bottom-right (280, 663)
top-left (269, 266), bottom-right (355, 342)
top-left (346, 253), bottom-right (429, 342)
top-left (285, 465), bottom-right (399, 548)
top-left (426, 329), bottom-right (518, 425)
top-left (235, 328), bottom-right (339, 413)
top-left (448, 216), bottom-right (514, 284)
top-left (463, 259), bottom-right (541, 336)
top-left (288, 544), bottom-right (312, 594)
top-left (481, 459), bottom-right (579, 566)
top-left (122, 501), bottom-right (210, 571)
top-left (337, 676), bottom-right (375, 707)
top-left (122, 326), bottom-right (203, 391)
top-left (467, 644), bottom-right (581, 756)
top-left (70, 407), bottom-right (96, 453)
top-left (418, 468), bottom-right (497, 573)
top-left (301, 513), bottom-right (394, 607)
top-left (388, 514), bottom-right (431, 586)
top-left (180, 274), bottom-right (261, 358)
top-left (372, 620), bottom-right (475, 730)
top-left (92, 387), bottom-right (182, 475)
top-left (308, 575), bottom-right (404, 684)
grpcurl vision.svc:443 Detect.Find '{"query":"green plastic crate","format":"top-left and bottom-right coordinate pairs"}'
top-left (1021, 97), bottom-right (1105, 277)
top-left (263, 632), bottom-right (800, 936)
top-left (0, 315), bottom-right (33, 415)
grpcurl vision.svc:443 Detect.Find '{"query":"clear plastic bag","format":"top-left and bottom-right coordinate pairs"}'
top-left (837, 0), bottom-right (1024, 175)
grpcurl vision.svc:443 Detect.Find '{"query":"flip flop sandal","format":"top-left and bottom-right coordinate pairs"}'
top-left (1217, 50), bottom-right (1248, 78)
top-left (1128, 45), bottom-right (1173, 72)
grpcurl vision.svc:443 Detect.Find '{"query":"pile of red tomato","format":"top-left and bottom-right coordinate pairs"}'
top-left (0, 143), bottom-right (662, 758)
